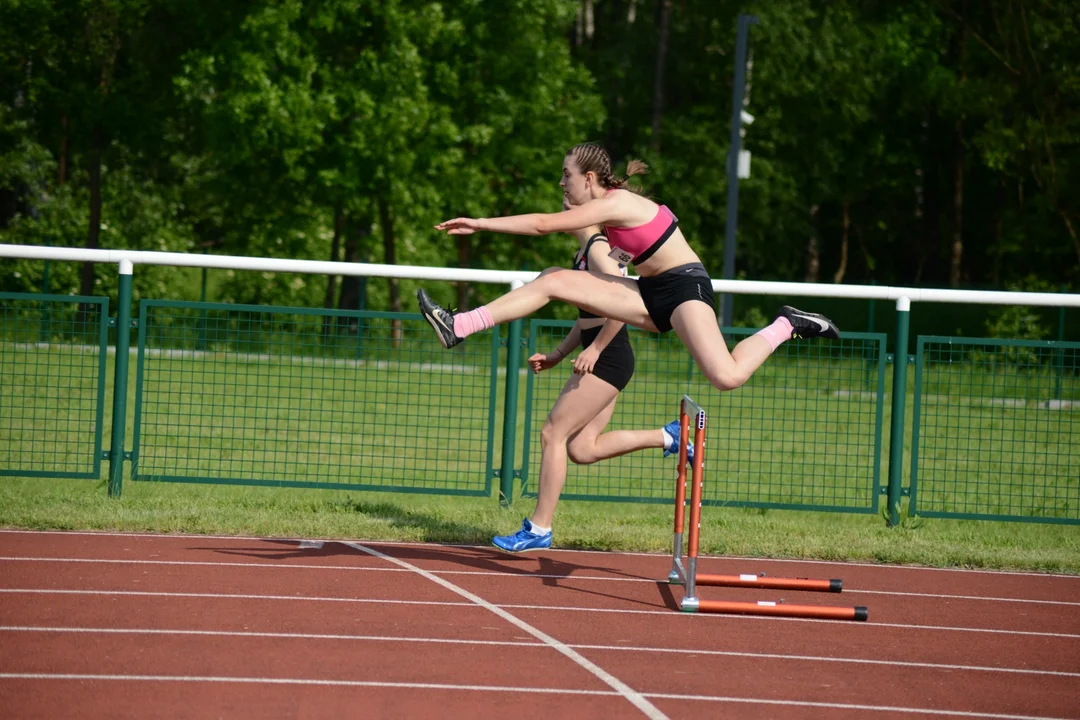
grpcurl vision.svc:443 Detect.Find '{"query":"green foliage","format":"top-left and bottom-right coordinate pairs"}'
top-left (985, 277), bottom-right (1058, 341)
top-left (0, 0), bottom-right (1077, 311)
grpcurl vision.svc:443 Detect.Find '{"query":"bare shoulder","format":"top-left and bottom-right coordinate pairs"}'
top-left (607, 188), bottom-right (660, 226)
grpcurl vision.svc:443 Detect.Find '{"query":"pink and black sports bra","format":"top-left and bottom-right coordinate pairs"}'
top-left (603, 194), bottom-right (679, 266)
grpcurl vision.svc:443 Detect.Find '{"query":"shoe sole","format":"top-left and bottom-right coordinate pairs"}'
top-left (417, 291), bottom-right (456, 348)
top-left (422, 312), bottom-right (453, 349)
top-left (782, 306), bottom-right (841, 340)
top-left (491, 541), bottom-right (552, 554)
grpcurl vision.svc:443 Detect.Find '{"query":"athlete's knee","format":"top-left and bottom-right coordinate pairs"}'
top-left (567, 439), bottom-right (599, 465)
top-left (536, 267), bottom-right (575, 298)
top-left (540, 419), bottom-right (571, 448)
top-left (705, 364), bottom-right (750, 392)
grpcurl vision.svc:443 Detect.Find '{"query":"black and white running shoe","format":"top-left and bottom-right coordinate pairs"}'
top-left (416, 288), bottom-right (463, 348)
top-left (777, 305), bottom-right (841, 340)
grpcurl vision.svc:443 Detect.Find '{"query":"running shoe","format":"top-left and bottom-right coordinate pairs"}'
top-left (777, 306), bottom-right (841, 340)
top-left (416, 288), bottom-right (462, 348)
top-left (662, 419), bottom-right (695, 461)
top-left (492, 518), bottom-right (553, 553)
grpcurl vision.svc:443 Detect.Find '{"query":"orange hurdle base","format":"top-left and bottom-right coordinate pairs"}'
top-left (683, 599), bottom-right (868, 621)
top-left (685, 573), bottom-right (842, 593)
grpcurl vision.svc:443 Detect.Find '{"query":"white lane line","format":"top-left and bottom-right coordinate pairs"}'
top-left (3, 556), bottom-right (1076, 608)
top-left (2, 529), bottom-right (1076, 580)
top-left (0, 673), bottom-right (610, 696)
top-left (3, 588), bottom-right (1077, 639)
top-left (2, 626), bottom-right (1076, 678)
top-left (494, 604), bottom-right (1080, 639)
top-left (341, 541), bottom-right (668, 720)
top-left (645, 692), bottom-right (1070, 720)
top-left (0, 674), bottom-right (1067, 719)
top-left (0, 588), bottom-right (473, 608)
top-left (0, 626), bottom-right (539, 648)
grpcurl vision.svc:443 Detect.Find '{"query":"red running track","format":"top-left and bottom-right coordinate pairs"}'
top-left (0, 529), bottom-right (1078, 719)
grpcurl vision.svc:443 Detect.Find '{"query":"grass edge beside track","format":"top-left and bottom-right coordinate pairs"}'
top-left (1, 477), bottom-right (1078, 575)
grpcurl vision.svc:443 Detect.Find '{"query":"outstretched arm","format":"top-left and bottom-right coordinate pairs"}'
top-left (436, 196), bottom-right (623, 236)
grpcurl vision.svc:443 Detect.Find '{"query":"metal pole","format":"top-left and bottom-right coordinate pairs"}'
top-left (499, 280), bottom-right (525, 507)
top-left (108, 259), bottom-right (134, 498)
top-left (886, 297), bottom-right (910, 526)
top-left (720, 14), bottom-right (759, 328)
top-left (1055, 283), bottom-right (1066, 400)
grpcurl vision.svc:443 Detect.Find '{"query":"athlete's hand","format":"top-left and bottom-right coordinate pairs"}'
top-left (435, 217), bottom-right (483, 235)
top-left (529, 352), bottom-right (563, 373)
top-left (573, 346), bottom-right (600, 375)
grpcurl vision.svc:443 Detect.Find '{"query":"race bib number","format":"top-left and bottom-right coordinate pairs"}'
top-left (608, 246), bottom-right (634, 265)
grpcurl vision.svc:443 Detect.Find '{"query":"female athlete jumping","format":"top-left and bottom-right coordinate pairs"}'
top-left (418, 142), bottom-right (839, 395)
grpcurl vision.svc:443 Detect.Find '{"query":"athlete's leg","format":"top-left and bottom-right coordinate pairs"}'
top-left (671, 301), bottom-right (838, 391)
top-left (667, 301), bottom-right (761, 391)
top-left (566, 400), bottom-right (666, 465)
top-left (487, 270), bottom-right (656, 330)
top-left (417, 270), bottom-right (658, 348)
top-left (530, 372), bottom-right (621, 528)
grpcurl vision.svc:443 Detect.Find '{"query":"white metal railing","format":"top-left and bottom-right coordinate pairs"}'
top-left (2, 243), bottom-right (1077, 308)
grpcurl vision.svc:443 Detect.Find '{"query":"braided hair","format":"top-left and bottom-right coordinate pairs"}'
top-left (568, 142), bottom-right (648, 190)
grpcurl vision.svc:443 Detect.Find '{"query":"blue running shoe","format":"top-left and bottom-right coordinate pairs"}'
top-left (492, 518), bottom-right (553, 553)
top-left (662, 419), bottom-right (695, 461)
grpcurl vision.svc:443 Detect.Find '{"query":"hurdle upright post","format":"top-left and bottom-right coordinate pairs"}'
top-left (667, 406), bottom-right (690, 586)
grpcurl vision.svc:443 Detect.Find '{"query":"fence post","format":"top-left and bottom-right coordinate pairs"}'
top-left (499, 280), bottom-right (525, 508)
top-left (1055, 284), bottom-right (1066, 400)
top-left (886, 296), bottom-right (910, 526)
top-left (108, 259), bottom-right (134, 498)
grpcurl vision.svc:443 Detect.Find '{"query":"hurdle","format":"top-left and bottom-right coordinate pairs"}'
top-left (666, 395), bottom-right (868, 621)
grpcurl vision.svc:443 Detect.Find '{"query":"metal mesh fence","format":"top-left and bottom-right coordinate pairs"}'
top-left (0, 293), bottom-right (108, 478)
top-left (132, 300), bottom-right (496, 495)
top-left (911, 337), bottom-right (1080, 523)
top-left (522, 321), bottom-right (885, 511)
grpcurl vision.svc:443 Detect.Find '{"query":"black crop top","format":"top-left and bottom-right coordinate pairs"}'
top-left (572, 233), bottom-right (626, 319)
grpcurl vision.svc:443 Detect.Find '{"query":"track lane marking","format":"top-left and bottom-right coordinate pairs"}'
top-left (3, 556), bottom-right (1076, 607)
top-left (2, 529), bottom-right (1076, 580)
top-left (2, 589), bottom-right (1077, 639)
top-left (341, 541), bottom-right (668, 720)
top-left (0, 674), bottom-right (1068, 719)
top-left (2, 626), bottom-right (1076, 678)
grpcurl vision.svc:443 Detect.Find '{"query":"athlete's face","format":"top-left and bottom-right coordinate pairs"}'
top-left (560, 155), bottom-right (595, 207)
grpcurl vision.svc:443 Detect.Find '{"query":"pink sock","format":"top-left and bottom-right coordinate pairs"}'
top-left (452, 306), bottom-right (494, 339)
top-left (755, 316), bottom-right (793, 351)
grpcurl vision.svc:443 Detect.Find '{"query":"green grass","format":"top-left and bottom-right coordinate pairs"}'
top-left (1, 476), bottom-right (1078, 574)
top-left (2, 302), bottom-right (1079, 574)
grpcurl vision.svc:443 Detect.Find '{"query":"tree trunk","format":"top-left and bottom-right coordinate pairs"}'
top-left (650, 0), bottom-right (672, 152)
top-left (917, 118), bottom-right (940, 285)
top-left (456, 236), bottom-right (471, 312)
top-left (833, 203), bottom-right (850, 284)
top-left (338, 213), bottom-right (372, 337)
top-left (80, 131), bottom-right (103, 299)
top-left (949, 118), bottom-right (964, 288)
top-left (321, 204), bottom-right (344, 337)
top-left (992, 178), bottom-right (1005, 286)
top-left (1060, 210), bottom-right (1080, 266)
top-left (58, 115), bottom-right (69, 186)
top-left (378, 194), bottom-right (401, 347)
top-left (804, 204), bottom-right (820, 283)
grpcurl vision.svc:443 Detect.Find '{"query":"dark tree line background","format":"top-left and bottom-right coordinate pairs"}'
top-left (1, 0), bottom-right (1077, 333)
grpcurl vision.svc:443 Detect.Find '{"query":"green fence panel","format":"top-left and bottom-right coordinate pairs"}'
top-left (131, 300), bottom-right (497, 496)
top-left (521, 321), bottom-right (885, 512)
top-left (0, 292), bottom-right (109, 478)
top-left (910, 336), bottom-right (1080, 524)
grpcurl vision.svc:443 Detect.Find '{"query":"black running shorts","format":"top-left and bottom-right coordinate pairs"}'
top-left (636, 262), bottom-right (716, 333)
top-left (580, 325), bottom-right (635, 391)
